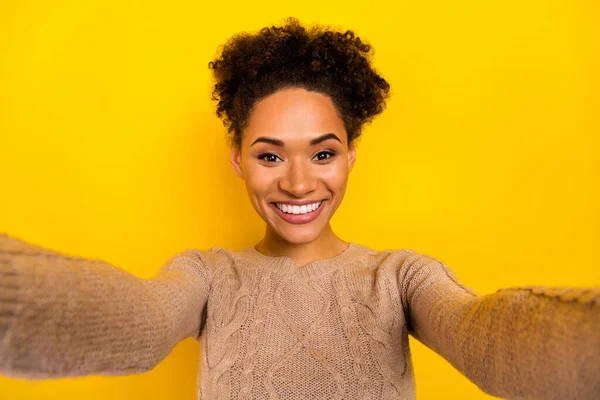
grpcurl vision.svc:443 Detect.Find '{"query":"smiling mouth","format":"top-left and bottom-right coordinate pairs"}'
top-left (271, 201), bottom-right (324, 215)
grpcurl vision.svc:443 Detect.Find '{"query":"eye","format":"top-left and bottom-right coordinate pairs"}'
top-left (313, 151), bottom-right (336, 161)
top-left (257, 153), bottom-right (283, 163)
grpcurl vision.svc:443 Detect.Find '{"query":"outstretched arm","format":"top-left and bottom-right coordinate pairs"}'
top-left (0, 233), bottom-right (211, 379)
top-left (399, 252), bottom-right (600, 400)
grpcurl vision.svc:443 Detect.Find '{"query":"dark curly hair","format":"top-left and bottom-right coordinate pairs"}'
top-left (208, 17), bottom-right (391, 149)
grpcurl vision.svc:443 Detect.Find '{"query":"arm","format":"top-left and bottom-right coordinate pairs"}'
top-left (399, 251), bottom-right (600, 400)
top-left (0, 233), bottom-right (211, 379)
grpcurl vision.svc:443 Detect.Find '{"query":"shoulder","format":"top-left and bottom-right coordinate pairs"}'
top-left (160, 247), bottom-right (238, 281)
top-left (347, 244), bottom-right (470, 292)
top-left (347, 243), bottom-right (461, 283)
top-left (349, 242), bottom-right (431, 270)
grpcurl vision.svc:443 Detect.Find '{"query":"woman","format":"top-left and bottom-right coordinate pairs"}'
top-left (0, 17), bottom-right (598, 400)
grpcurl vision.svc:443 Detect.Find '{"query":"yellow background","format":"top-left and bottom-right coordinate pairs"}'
top-left (1, 0), bottom-right (598, 399)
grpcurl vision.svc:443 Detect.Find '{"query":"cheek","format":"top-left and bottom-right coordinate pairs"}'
top-left (244, 164), bottom-right (277, 196)
top-left (320, 162), bottom-right (349, 191)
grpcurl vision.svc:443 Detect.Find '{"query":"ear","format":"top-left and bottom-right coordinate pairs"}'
top-left (230, 147), bottom-right (244, 179)
top-left (347, 144), bottom-right (356, 172)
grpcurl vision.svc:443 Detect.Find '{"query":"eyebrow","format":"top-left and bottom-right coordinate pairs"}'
top-left (250, 132), bottom-right (342, 147)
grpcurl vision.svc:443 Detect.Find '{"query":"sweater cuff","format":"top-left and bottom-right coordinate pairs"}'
top-left (0, 261), bottom-right (20, 345)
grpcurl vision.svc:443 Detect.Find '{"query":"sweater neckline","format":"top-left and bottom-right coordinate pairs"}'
top-left (235, 242), bottom-right (362, 280)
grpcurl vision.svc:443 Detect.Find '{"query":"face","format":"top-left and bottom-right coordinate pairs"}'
top-left (230, 87), bottom-right (356, 245)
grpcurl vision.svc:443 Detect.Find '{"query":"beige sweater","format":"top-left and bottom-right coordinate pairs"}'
top-left (0, 233), bottom-right (598, 399)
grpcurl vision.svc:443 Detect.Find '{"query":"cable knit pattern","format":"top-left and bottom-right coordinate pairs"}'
top-left (238, 271), bottom-right (271, 400)
top-left (0, 232), bottom-right (598, 399)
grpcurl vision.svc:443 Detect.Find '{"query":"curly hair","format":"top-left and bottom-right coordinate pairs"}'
top-left (208, 17), bottom-right (391, 149)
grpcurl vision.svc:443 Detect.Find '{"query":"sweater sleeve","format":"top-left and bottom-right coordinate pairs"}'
top-left (399, 252), bottom-right (600, 400)
top-left (0, 233), bottom-right (211, 380)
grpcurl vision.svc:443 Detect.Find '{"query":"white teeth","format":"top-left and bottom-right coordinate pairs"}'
top-left (275, 201), bottom-right (323, 215)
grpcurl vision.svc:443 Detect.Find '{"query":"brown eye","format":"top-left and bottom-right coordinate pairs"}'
top-left (313, 151), bottom-right (335, 161)
top-left (258, 153), bottom-right (282, 163)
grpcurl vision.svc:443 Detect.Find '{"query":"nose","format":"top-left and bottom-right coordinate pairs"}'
top-left (279, 157), bottom-right (317, 198)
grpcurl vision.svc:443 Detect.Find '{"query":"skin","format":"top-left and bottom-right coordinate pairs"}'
top-left (230, 87), bottom-right (356, 267)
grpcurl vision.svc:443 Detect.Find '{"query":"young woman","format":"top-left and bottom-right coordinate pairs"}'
top-left (1, 17), bottom-right (598, 400)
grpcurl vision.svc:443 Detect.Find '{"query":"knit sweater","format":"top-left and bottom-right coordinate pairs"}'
top-left (0, 233), bottom-right (598, 399)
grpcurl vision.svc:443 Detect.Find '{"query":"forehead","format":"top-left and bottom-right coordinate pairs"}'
top-left (243, 87), bottom-right (346, 145)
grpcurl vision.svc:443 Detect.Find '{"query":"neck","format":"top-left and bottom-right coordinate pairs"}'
top-left (255, 224), bottom-right (349, 268)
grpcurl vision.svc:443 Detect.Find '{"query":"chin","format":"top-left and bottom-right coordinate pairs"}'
top-left (274, 225), bottom-right (323, 245)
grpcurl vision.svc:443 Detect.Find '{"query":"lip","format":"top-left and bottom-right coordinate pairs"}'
top-left (270, 200), bottom-right (325, 224)
top-left (271, 199), bottom-right (325, 206)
